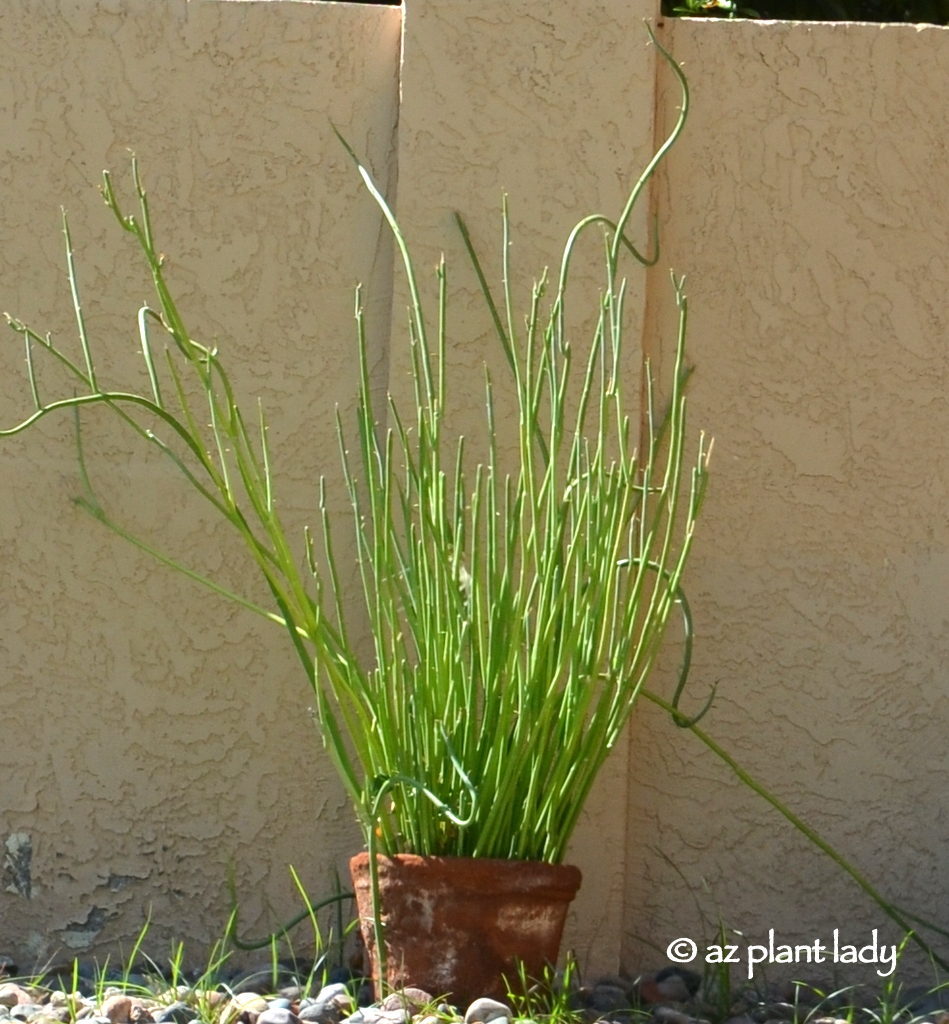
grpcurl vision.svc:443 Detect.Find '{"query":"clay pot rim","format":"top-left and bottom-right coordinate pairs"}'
top-left (350, 851), bottom-right (582, 898)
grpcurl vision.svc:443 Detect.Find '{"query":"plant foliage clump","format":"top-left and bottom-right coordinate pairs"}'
top-left (1, 33), bottom-right (709, 865)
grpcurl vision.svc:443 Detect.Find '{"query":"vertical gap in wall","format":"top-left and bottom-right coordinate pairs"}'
top-left (371, 2), bottom-right (404, 429)
top-left (621, 14), bottom-right (672, 975)
top-left (376, 4), bottom-right (405, 413)
top-left (398, 0), bottom-right (406, 110)
top-left (638, 16), bottom-right (682, 451)
top-left (641, 16), bottom-right (675, 417)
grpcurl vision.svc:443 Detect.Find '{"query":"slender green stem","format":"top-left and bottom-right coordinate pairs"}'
top-left (642, 688), bottom-right (949, 973)
top-left (1, 34), bottom-right (704, 871)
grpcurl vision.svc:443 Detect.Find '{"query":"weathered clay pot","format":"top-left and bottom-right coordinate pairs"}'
top-left (349, 853), bottom-right (582, 1005)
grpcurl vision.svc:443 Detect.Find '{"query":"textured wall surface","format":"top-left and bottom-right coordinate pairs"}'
top-left (394, 0), bottom-right (658, 976)
top-left (3, 0), bottom-right (947, 989)
top-left (623, 19), bottom-right (949, 981)
top-left (0, 0), bottom-right (401, 965)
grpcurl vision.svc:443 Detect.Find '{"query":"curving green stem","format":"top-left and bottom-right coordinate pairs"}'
top-left (643, 688), bottom-right (949, 973)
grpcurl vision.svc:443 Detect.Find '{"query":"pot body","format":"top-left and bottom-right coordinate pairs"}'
top-left (349, 852), bottom-right (582, 1006)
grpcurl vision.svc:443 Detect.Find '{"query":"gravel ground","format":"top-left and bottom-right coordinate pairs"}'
top-left (2, 959), bottom-right (949, 1024)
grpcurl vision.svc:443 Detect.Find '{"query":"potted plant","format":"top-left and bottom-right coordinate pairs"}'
top-left (0, 32), bottom-right (709, 1006)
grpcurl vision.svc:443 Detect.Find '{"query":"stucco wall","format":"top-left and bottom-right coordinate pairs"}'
top-left (0, 0), bottom-right (401, 965)
top-left (392, 0), bottom-right (659, 978)
top-left (3, 0), bottom-right (949, 989)
top-left (624, 18), bottom-right (949, 981)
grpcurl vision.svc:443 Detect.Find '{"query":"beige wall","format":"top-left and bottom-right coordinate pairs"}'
top-left (392, 0), bottom-right (659, 978)
top-left (625, 18), bottom-right (949, 981)
top-left (0, 0), bottom-right (400, 965)
top-left (3, 0), bottom-right (948, 988)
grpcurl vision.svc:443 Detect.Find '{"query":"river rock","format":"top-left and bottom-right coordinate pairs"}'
top-left (99, 997), bottom-right (132, 1024)
top-left (256, 1010), bottom-right (301, 1024)
top-left (342, 1010), bottom-right (407, 1024)
top-left (306, 986), bottom-right (350, 1006)
top-left (0, 991), bottom-right (30, 1011)
top-left (381, 992), bottom-right (432, 1015)
top-left (592, 984), bottom-right (629, 1013)
top-left (10, 1007), bottom-right (43, 1022)
top-left (196, 992), bottom-right (226, 1009)
top-left (299, 984), bottom-right (354, 1024)
top-left (154, 1002), bottom-right (196, 1024)
top-left (640, 968), bottom-right (701, 1005)
top-left (652, 1008), bottom-right (694, 1024)
top-left (223, 994), bottom-right (269, 1024)
top-left (464, 999), bottom-right (512, 1024)
top-left (297, 1010), bottom-right (325, 1024)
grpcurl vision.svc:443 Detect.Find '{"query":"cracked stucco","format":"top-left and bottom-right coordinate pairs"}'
top-left (3, 834), bottom-right (33, 899)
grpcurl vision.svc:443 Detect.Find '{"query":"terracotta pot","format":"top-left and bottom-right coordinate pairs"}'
top-left (349, 852), bottom-right (582, 1006)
